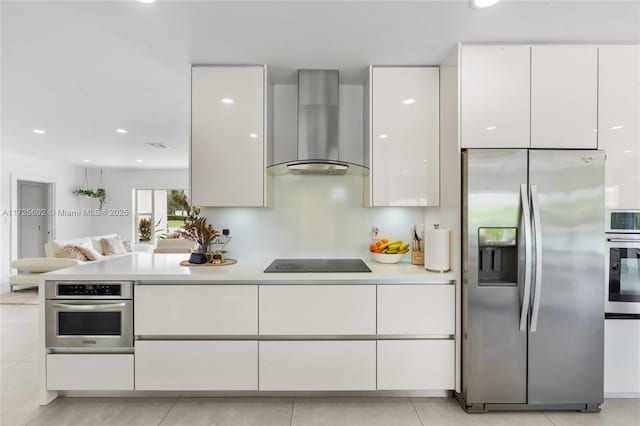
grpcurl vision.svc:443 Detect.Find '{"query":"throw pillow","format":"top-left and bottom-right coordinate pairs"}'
top-left (121, 239), bottom-right (133, 253)
top-left (101, 236), bottom-right (127, 256)
top-left (55, 245), bottom-right (88, 261)
top-left (75, 242), bottom-right (104, 261)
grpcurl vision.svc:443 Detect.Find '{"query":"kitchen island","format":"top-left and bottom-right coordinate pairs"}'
top-left (39, 253), bottom-right (458, 404)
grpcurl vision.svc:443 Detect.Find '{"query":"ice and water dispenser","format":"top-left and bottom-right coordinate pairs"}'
top-left (478, 228), bottom-right (518, 285)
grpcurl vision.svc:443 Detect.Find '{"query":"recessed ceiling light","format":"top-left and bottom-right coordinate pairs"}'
top-left (379, 134), bottom-right (388, 139)
top-left (136, 159), bottom-right (144, 162)
top-left (624, 150), bottom-right (633, 154)
top-left (145, 142), bottom-right (169, 149)
top-left (33, 129), bottom-right (45, 134)
top-left (221, 98), bottom-right (234, 104)
top-left (249, 133), bottom-right (259, 139)
top-left (402, 99), bottom-right (416, 105)
top-left (486, 126), bottom-right (497, 131)
top-left (470, 0), bottom-right (502, 9)
top-left (610, 125), bottom-right (624, 130)
top-left (137, 0), bottom-right (157, 4)
top-left (82, 159), bottom-right (90, 163)
top-left (116, 129), bottom-right (128, 134)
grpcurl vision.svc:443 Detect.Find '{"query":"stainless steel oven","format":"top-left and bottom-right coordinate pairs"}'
top-left (606, 210), bottom-right (640, 315)
top-left (45, 281), bottom-right (134, 351)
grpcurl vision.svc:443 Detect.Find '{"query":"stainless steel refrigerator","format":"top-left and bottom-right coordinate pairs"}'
top-left (457, 149), bottom-right (605, 413)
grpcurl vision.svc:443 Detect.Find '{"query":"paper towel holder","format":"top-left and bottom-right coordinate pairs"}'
top-left (425, 224), bottom-right (451, 273)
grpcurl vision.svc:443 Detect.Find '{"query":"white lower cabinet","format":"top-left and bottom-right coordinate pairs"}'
top-left (135, 341), bottom-right (258, 390)
top-left (47, 354), bottom-right (133, 390)
top-left (259, 285), bottom-right (376, 335)
top-left (135, 285), bottom-right (257, 336)
top-left (259, 341), bottom-right (376, 391)
top-left (377, 285), bottom-right (455, 335)
top-left (377, 340), bottom-right (455, 390)
top-left (604, 320), bottom-right (640, 396)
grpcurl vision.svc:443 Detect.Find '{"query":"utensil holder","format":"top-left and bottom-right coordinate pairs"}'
top-left (411, 251), bottom-right (425, 265)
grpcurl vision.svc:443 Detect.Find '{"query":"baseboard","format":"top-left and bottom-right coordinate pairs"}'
top-left (604, 392), bottom-right (640, 399)
top-left (60, 390), bottom-right (452, 398)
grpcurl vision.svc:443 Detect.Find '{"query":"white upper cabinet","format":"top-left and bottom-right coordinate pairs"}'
top-left (461, 46), bottom-right (531, 148)
top-left (191, 65), bottom-right (268, 207)
top-left (531, 46), bottom-right (598, 149)
top-left (370, 67), bottom-right (439, 206)
top-left (598, 46), bottom-right (640, 210)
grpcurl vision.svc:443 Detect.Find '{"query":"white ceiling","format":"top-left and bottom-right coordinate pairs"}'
top-left (2, 0), bottom-right (639, 169)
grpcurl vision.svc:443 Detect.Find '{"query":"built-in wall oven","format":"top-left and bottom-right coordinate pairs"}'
top-left (45, 281), bottom-right (134, 351)
top-left (606, 211), bottom-right (640, 316)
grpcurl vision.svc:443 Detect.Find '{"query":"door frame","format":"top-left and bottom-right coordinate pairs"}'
top-left (11, 174), bottom-right (56, 268)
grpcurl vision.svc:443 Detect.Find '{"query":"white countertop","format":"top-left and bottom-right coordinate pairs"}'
top-left (40, 253), bottom-right (455, 284)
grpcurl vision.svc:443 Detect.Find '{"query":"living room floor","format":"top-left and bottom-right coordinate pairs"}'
top-left (1, 302), bottom-right (639, 426)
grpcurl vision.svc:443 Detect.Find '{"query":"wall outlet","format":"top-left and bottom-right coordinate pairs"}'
top-left (370, 225), bottom-right (380, 240)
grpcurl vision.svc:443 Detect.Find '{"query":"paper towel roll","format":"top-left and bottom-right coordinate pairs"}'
top-left (425, 226), bottom-right (450, 272)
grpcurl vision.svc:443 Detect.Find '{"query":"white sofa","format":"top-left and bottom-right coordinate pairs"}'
top-left (153, 238), bottom-right (196, 253)
top-left (10, 234), bottom-right (131, 291)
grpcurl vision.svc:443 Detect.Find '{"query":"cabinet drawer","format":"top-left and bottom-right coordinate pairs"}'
top-left (377, 285), bottom-right (455, 335)
top-left (377, 340), bottom-right (455, 390)
top-left (135, 285), bottom-right (257, 335)
top-left (259, 285), bottom-right (376, 335)
top-left (47, 354), bottom-right (133, 390)
top-left (259, 341), bottom-right (376, 391)
top-left (135, 340), bottom-right (257, 390)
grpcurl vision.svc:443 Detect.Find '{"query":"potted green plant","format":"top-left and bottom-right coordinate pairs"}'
top-left (138, 218), bottom-right (152, 242)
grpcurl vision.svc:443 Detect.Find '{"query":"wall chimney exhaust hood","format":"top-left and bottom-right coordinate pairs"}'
top-left (267, 69), bottom-right (368, 176)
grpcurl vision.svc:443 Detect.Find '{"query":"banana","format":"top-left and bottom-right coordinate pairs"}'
top-left (378, 240), bottom-right (405, 254)
top-left (398, 249), bottom-right (409, 254)
top-left (399, 243), bottom-right (409, 251)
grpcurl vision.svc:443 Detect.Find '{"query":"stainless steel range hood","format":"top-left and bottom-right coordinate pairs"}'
top-left (267, 69), bottom-right (367, 176)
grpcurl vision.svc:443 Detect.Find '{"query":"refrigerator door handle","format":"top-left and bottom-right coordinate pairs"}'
top-left (519, 184), bottom-right (533, 331)
top-left (530, 184), bottom-right (543, 332)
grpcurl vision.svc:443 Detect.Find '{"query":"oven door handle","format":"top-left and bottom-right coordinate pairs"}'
top-left (607, 238), bottom-right (640, 243)
top-left (51, 302), bottom-right (127, 311)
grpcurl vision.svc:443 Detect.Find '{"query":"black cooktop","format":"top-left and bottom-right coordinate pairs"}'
top-left (264, 259), bottom-right (371, 273)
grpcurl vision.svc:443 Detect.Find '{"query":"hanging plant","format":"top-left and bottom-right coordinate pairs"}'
top-left (73, 169), bottom-right (107, 210)
top-left (73, 188), bottom-right (107, 209)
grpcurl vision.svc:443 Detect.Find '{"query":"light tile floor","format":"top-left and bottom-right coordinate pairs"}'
top-left (1, 304), bottom-right (638, 426)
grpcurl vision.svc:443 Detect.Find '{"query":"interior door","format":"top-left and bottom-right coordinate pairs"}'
top-left (528, 150), bottom-right (605, 405)
top-left (462, 149), bottom-right (528, 404)
top-left (18, 181), bottom-right (48, 258)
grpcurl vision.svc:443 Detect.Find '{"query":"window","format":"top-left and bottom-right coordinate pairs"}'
top-left (134, 189), bottom-right (189, 243)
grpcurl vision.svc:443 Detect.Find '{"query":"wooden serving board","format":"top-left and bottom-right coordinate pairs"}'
top-left (179, 259), bottom-right (238, 267)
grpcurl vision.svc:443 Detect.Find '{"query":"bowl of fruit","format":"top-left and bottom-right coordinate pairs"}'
top-left (369, 239), bottom-right (409, 264)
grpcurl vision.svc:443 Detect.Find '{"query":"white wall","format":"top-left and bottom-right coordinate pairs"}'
top-left (202, 173), bottom-right (426, 263)
top-left (0, 152), bottom-right (94, 287)
top-left (90, 168), bottom-right (189, 244)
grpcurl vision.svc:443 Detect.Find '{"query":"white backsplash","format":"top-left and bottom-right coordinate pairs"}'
top-left (202, 174), bottom-right (425, 263)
